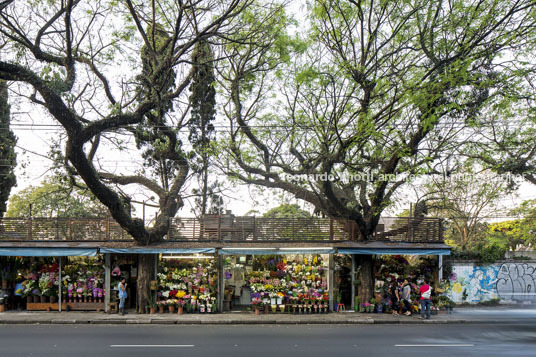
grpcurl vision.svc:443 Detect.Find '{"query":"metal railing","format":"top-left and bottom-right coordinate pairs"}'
top-left (0, 216), bottom-right (443, 243)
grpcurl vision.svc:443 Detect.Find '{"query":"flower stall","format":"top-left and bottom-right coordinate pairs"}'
top-left (224, 254), bottom-right (330, 314)
top-left (22, 256), bottom-right (106, 311)
top-left (156, 255), bottom-right (218, 314)
top-left (359, 255), bottom-right (441, 314)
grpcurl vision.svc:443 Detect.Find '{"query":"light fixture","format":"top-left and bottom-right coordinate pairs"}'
top-left (162, 255), bottom-right (214, 259)
top-left (279, 247), bottom-right (333, 250)
top-left (222, 247), bottom-right (277, 250)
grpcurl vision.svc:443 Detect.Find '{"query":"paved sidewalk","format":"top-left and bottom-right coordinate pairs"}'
top-left (1, 307), bottom-right (533, 325)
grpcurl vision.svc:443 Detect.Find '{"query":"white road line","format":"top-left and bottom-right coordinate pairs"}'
top-left (395, 344), bottom-right (474, 347)
top-left (110, 345), bottom-right (194, 348)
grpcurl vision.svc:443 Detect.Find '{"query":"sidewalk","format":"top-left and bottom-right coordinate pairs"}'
top-left (1, 307), bottom-right (533, 325)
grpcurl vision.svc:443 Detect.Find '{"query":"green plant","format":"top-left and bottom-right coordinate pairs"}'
top-left (369, 298), bottom-right (376, 305)
top-left (478, 297), bottom-right (501, 306)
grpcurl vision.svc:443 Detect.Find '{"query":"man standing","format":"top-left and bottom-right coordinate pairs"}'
top-left (400, 279), bottom-right (412, 316)
top-left (419, 279), bottom-right (432, 320)
top-left (118, 277), bottom-right (127, 316)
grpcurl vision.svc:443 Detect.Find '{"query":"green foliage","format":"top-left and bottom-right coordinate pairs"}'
top-left (263, 204), bottom-right (311, 218)
top-left (5, 177), bottom-right (109, 218)
top-left (0, 80), bottom-right (17, 218)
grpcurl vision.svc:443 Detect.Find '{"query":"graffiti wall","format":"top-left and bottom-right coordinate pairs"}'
top-left (447, 262), bottom-right (536, 303)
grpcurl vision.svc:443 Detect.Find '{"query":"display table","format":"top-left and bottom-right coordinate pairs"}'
top-left (27, 302), bottom-right (105, 311)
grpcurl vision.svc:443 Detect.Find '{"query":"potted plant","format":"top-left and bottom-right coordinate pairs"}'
top-left (369, 298), bottom-right (376, 313)
top-left (169, 300), bottom-right (176, 313)
top-left (157, 300), bottom-right (165, 314)
top-left (177, 299), bottom-right (186, 315)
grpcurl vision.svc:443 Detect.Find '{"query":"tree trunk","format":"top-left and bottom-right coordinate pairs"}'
top-left (136, 254), bottom-right (155, 314)
top-left (356, 255), bottom-right (374, 303)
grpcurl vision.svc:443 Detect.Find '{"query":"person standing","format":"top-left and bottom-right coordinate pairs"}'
top-left (118, 277), bottom-right (127, 316)
top-left (400, 279), bottom-right (412, 316)
top-left (419, 279), bottom-right (432, 320)
top-left (389, 282), bottom-right (400, 316)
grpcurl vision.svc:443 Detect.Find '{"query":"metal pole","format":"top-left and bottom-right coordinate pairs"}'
top-left (351, 254), bottom-right (356, 310)
top-left (217, 252), bottom-right (224, 313)
top-left (438, 255), bottom-right (443, 281)
top-left (104, 253), bottom-right (111, 313)
top-left (58, 256), bottom-right (62, 312)
top-left (328, 253), bottom-right (334, 312)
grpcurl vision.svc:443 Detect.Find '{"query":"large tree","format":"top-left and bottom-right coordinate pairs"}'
top-left (419, 163), bottom-right (508, 251)
top-left (0, 80), bottom-right (16, 218)
top-left (0, 0), bottom-right (253, 311)
top-left (220, 0), bottom-right (536, 299)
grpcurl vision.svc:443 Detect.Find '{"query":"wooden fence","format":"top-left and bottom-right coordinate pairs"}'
top-left (0, 216), bottom-right (443, 243)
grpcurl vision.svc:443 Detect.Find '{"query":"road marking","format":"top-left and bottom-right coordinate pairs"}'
top-left (110, 345), bottom-right (194, 348)
top-left (395, 344), bottom-right (474, 347)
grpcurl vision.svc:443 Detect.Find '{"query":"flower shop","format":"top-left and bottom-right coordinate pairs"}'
top-left (155, 254), bottom-right (218, 314)
top-left (1, 246), bottom-right (451, 315)
top-left (350, 253), bottom-right (455, 315)
top-left (220, 249), bottom-right (333, 314)
top-left (0, 252), bottom-right (106, 312)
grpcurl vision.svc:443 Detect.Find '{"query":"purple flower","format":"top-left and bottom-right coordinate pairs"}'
top-left (449, 273), bottom-right (457, 282)
top-left (225, 272), bottom-right (232, 280)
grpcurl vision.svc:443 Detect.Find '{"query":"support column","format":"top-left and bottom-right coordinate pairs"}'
top-left (438, 255), bottom-right (443, 281)
top-left (104, 253), bottom-right (111, 313)
top-left (58, 256), bottom-right (62, 312)
top-left (351, 254), bottom-right (355, 310)
top-left (217, 253), bottom-right (224, 313)
top-left (328, 253), bottom-right (334, 312)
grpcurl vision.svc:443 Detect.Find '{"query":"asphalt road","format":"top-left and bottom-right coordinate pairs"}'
top-left (1, 323), bottom-right (535, 357)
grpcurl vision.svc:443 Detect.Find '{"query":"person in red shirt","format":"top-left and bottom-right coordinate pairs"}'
top-left (418, 279), bottom-right (432, 320)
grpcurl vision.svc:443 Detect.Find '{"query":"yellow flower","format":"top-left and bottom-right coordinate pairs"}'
top-left (304, 258), bottom-right (308, 265)
top-left (452, 282), bottom-right (463, 294)
top-left (176, 291), bottom-right (186, 298)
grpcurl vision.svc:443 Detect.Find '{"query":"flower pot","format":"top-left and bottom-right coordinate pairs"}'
top-left (50, 296), bottom-right (57, 304)
top-left (169, 305), bottom-right (176, 313)
top-left (159, 306), bottom-right (164, 314)
top-left (40, 295), bottom-right (47, 303)
top-left (255, 308), bottom-right (260, 316)
top-left (178, 306), bottom-right (184, 315)
top-left (150, 307), bottom-right (156, 314)
top-left (32, 296), bottom-right (39, 303)
top-left (1, 280), bottom-right (7, 289)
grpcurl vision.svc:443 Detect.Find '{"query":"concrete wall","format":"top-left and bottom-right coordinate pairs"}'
top-left (447, 261), bottom-right (536, 304)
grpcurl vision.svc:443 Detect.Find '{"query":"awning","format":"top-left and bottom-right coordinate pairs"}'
top-left (99, 248), bottom-right (216, 254)
top-left (337, 248), bottom-right (450, 255)
top-left (0, 248), bottom-right (98, 256)
top-left (219, 248), bottom-right (335, 255)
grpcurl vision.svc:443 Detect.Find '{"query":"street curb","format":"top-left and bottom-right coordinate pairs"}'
top-left (0, 318), bottom-right (529, 325)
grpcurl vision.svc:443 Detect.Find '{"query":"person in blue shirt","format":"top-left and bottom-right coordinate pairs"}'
top-left (118, 277), bottom-right (127, 315)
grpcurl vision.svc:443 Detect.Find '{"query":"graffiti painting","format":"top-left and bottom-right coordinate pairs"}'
top-left (448, 262), bottom-right (536, 303)
top-left (496, 263), bottom-right (536, 301)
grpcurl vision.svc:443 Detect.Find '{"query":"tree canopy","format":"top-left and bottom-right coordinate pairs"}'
top-left (0, 80), bottom-right (16, 218)
top-left (5, 177), bottom-right (109, 218)
top-left (220, 0), bottom-right (536, 240)
top-left (0, 0), bottom-right (254, 244)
